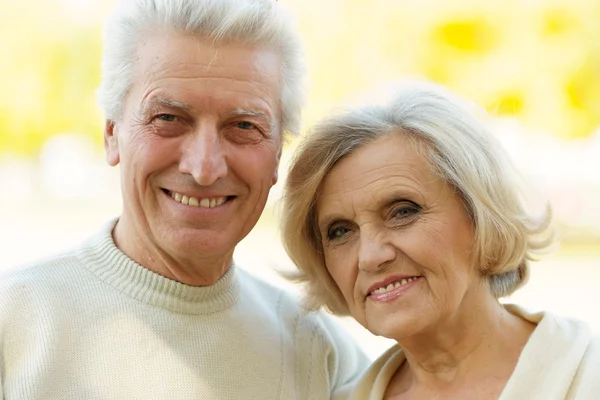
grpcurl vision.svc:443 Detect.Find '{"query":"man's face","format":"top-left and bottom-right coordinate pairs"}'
top-left (104, 31), bottom-right (282, 265)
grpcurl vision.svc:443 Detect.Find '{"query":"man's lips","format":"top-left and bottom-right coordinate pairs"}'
top-left (162, 189), bottom-right (234, 208)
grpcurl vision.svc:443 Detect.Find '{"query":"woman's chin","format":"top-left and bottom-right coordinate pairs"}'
top-left (365, 313), bottom-right (426, 342)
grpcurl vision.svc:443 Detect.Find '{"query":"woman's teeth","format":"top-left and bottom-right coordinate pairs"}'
top-left (370, 277), bottom-right (419, 295)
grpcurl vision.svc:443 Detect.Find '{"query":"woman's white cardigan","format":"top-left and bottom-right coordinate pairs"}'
top-left (349, 304), bottom-right (600, 400)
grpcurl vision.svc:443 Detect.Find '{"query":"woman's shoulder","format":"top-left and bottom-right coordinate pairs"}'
top-left (566, 330), bottom-right (600, 398)
top-left (504, 303), bottom-right (592, 339)
top-left (502, 303), bottom-right (600, 398)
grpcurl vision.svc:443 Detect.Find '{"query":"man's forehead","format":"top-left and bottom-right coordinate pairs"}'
top-left (135, 31), bottom-right (281, 74)
top-left (125, 32), bottom-right (283, 130)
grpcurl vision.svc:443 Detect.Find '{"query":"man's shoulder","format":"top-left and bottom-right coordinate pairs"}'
top-left (236, 267), bottom-right (322, 319)
top-left (0, 249), bottom-right (82, 305)
top-left (236, 267), bottom-right (297, 298)
top-left (236, 267), bottom-right (365, 348)
top-left (236, 271), bottom-right (370, 394)
top-left (236, 267), bottom-right (306, 315)
top-left (0, 220), bottom-right (114, 300)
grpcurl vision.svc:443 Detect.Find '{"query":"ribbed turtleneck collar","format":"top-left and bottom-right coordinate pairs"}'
top-left (75, 218), bottom-right (241, 315)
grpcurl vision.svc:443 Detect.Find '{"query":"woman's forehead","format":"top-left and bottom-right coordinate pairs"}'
top-left (320, 136), bottom-right (430, 193)
top-left (315, 136), bottom-right (442, 219)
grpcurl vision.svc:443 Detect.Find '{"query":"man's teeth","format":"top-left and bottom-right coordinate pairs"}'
top-left (170, 192), bottom-right (227, 208)
top-left (371, 277), bottom-right (419, 295)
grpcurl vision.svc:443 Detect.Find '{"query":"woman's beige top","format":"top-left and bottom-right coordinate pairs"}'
top-left (349, 304), bottom-right (600, 400)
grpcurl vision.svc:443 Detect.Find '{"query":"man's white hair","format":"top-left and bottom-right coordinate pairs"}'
top-left (98, 0), bottom-right (306, 135)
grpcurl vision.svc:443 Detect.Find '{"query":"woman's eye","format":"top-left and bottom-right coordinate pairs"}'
top-left (393, 206), bottom-right (419, 219)
top-left (158, 114), bottom-right (176, 122)
top-left (237, 121), bottom-right (255, 130)
top-left (327, 226), bottom-right (350, 241)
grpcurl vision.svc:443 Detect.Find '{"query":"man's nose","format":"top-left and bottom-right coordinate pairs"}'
top-left (178, 122), bottom-right (228, 186)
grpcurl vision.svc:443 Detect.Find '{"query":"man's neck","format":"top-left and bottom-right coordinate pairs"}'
top-left (112, 217), bottom-right (233, 286)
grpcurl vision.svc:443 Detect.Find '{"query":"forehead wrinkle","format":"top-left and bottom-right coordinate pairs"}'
top-left (135, 32), bottom-right (281, 94)
top-left (147, 55), bottom-right (279, 90)
top-left (149, 73), bottom-right (274, 98)
top-left (137, 81), bottom-right (275, 124)
top-left (135, 59), bottom-right (277, 112)
top-left (328, 162), bottom-right (427, 198)
top-left (317, 160), bottom-right (432, 230)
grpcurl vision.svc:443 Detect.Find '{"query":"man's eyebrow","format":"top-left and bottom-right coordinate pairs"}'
top-left (142, 97), bottom-right (193, 113)
top-left (227, 109), bottom-right (270, 120)
top-left (226, 109), bottom-right (274, 132)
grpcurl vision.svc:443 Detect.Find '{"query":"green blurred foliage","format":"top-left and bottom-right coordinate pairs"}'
top-left (1, 0), bottom-right (599, 157)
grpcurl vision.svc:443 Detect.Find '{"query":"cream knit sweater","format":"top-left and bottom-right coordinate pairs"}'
top-left (0, 219), bottom-right (367, 400)
top-left (348, 304), bottom-right (600, 399)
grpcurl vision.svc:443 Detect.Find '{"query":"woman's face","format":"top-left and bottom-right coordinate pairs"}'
top-left (316, 134), bottom-right (482, 340)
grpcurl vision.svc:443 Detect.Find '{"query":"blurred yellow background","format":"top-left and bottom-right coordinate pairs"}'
top-left (1, 0), bottom-right (599, 359)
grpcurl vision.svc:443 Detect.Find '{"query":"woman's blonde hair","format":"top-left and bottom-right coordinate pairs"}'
top-left (280, 81), bottom-right (555, 315)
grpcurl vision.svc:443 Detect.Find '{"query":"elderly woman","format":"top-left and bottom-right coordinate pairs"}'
top-left (281, 82), bottom-right (600, 399)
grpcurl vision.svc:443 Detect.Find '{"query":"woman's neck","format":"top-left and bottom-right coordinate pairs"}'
top-left (386, 287), bottom-right (535, 398)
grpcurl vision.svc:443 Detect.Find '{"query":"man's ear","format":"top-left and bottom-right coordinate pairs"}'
top-left (104, 120), bottom-right (120, 166)
top-left (272, 145), bottom-right (283, 186)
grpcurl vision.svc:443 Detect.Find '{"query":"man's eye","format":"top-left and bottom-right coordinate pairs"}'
top-left (237, 121), bottom-right (255, 130)
top-left (158, 114), bottom-right (176, 122)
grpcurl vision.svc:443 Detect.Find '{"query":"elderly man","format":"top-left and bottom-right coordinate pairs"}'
top-left (0, 0), bottom-right (367, 398)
